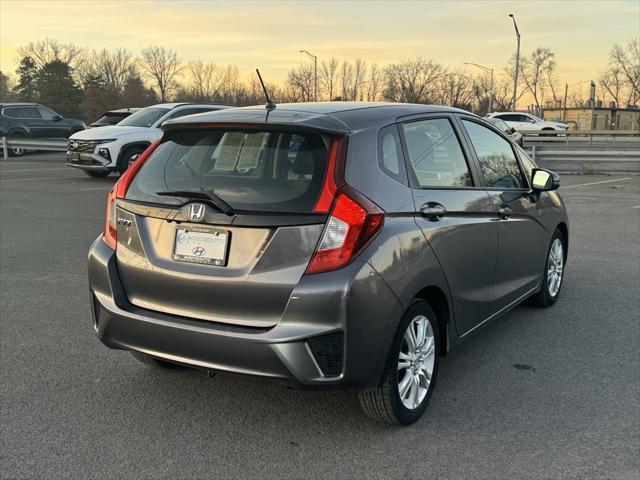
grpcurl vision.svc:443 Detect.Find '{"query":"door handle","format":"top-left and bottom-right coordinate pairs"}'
top-left (498, 206), bottom-right (513, 219)
top-left (420, 203), bottom-right (447, 221)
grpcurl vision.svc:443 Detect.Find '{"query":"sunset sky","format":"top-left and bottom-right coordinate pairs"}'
top-left (1, 0), bottom-right (638, 91)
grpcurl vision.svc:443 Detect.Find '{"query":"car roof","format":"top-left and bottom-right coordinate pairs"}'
top-left (0, 102), bottom-right (41, 107)
top-left (149, 103), bottom-right (232, 110)
top-left (105, 108), bottom-right (142, 114)
top-left (164, 102), bottom-right (470, 133)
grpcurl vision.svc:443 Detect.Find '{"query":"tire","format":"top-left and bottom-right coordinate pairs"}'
top-left (85, 170), bottom-right (111, 178)
top-left (117, 146), bottom-right (145, 175)
top-left (530, 229), bottom-right (565, 307)
top-left (130, 350), bottom-right (180, 369)
top-left (358, 300), bottom-right (440, 425)
top-left (8, 133), bottom-right (26, 157)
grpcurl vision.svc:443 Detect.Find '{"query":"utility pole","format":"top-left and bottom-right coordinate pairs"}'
top-left (464, 62), bottom-right (494, 113)
top-left (299, 50), bottom-right (318, 102)
top-left (508, 14), bottom-right (521, 112)
top-left (563, 83), bottom-right (568, 121)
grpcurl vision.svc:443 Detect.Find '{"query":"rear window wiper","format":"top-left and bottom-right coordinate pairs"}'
top-left (156, 189), bottom-right (235, 216)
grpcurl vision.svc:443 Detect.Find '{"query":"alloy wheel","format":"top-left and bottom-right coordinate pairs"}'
top-left (547, 238), bottom-right (564, 297)
top-left (397, 315), bottom-right (436, 410)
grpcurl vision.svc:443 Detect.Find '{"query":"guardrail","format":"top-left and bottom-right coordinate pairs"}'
top-left (521, 130), bottom-right (640, 147)
top-left (1, 137), bottom-right (68, 160)
top-left (520, 131), bottom-right (640, 174)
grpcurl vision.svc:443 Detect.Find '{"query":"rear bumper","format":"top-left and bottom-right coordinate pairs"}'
top-left (88, 237), bottom-right (404, 389)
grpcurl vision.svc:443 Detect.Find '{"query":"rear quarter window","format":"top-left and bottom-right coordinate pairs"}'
top-left (377, 125), bottom-right (407, 184)
top-left (126, 129), bottom-right (329, 214)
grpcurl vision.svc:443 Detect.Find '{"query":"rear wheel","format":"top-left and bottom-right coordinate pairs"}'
top-left (530, 229), bottom-right (565, 307)
top-left (130, 350), bottom-right (180, 369)
top-left (358, 300), bottom-right (440, 425)
top-left (85, 170), bottom-right (110, 178)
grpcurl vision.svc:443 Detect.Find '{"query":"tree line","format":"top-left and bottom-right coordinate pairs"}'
top-left (0, 38), bottom-right (638, 122)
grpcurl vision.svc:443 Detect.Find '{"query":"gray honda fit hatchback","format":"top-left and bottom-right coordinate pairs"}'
top-left (88, 102), bottom-right (568, 425)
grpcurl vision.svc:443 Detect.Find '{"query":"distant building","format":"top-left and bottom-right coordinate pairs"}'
top-left (543, 105), bottom-right (640, 131)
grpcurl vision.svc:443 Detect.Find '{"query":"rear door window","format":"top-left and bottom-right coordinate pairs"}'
top-left (400, 118), bottom-right (473, 188)
top-left (126, 129), bottom-right (329, 213)
top-left (18, 107), bottom-right (42, 119)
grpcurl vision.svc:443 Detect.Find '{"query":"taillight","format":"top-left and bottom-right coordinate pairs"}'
top-left (313, 136), bottom-right (346, 213)
top-left (306, 187), bottom-right (384, 274)
top-left (103, 185), bottom-right (117, 250)
top-left (102, 140), bottom-right (161, 250)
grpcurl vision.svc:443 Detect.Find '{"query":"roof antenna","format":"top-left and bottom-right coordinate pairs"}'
top-left (256, 69), bottom-right (276, 111)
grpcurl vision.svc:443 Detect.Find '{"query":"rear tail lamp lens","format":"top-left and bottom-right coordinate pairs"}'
top-left (102, 139), bottom-right (161, 250)
top-left (306, 188), bottom-right (384, 274)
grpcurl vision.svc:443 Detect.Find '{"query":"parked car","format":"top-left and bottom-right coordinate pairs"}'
top-left (485, 117), bottom-right (524, 146)
top-left (66, 103), bottom-right (228, 177)
top-left (0, 102), bottom-right (85, 156)
top-left (486, 112), bottom-right (567, 133)
top-left (88, 102), bottom-right (569, 425)
top-left (88, 108), bottom-right (141, 128)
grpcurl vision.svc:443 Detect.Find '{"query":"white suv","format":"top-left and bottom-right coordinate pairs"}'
top-left (486, 112), bottom-right (567, 133)
top-left (66, 103), bottom-right (228, 177)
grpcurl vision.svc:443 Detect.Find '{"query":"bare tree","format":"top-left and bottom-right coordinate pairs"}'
top-left (187, 61), bottom-right (225, 101)
top-left (320, 57), bottom-right (339, 101)
top-left (545, 59), bottom-right (562, 106)
top-left (88, 48), bottom-right (137, 95)
top-left (437, 70), bottom-right (474, 109)
top-left (339, 61), bottom-right (354, 100)
top-left (600, 67), bottom-right (626, 107)
top-left (491, 77), bottom-right (516, 112)
top-left (608, 39), bottom-right (640, 106)
top-left (366, 63), bottom-right (382, 101)
top-left (520, 47), bottom-right (556, 111)
top-left (287, 63), bottom-right (314, 102)
top-left (352, 58), bottom-right (367, 101)
top-left (140, 46), bottom-right (183, 102)
top-left (382, 58), bottom-right (444, 103)
top-left (17, 38), bottom-right (84, 69)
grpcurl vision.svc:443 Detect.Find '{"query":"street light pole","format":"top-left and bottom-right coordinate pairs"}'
top-left (464, 62), bottom-right (494, 113)
top-left (508, 14), bottom-right (521, 112)
top-left (299, 49), bottom-right (318, 102)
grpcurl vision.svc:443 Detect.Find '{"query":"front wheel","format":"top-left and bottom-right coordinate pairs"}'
top-left (530, 229), bottom-right (565, 307)
top-left (8, 133), bottom-right (26, 157)
top-left (358, 300), bottom-right (440, 425)
top-left (117, 147), bottom-right (145, 175)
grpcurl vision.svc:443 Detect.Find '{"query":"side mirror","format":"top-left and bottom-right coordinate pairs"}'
top-left (531, 168), bottom-right (560, 191)
top-left (510, 127), bottom-right (516, 134)
top-left (53, 115), bottom-right (62, 121)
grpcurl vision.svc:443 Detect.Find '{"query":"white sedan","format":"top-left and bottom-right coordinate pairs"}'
top-left (486, 112), bottom-right (567, 133)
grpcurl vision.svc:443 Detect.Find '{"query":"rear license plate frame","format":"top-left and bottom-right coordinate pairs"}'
top-left (172, 226), bottom-right (230, 266)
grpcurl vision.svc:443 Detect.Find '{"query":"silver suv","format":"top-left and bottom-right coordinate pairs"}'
top-left (88, 103), bottom-right (569, 425)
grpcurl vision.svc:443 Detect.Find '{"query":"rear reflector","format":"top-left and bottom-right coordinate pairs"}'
top-left (306, 187), bottom-right (384, 274)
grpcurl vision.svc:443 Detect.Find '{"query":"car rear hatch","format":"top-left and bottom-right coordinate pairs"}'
top-left (113, 122), bottom-right (345, 328)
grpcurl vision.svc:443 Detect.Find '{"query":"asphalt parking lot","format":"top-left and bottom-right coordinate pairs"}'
top-left (1, 153), bottom-right (639, 479)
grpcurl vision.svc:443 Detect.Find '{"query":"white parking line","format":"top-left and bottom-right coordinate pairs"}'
top-left (0, 176), bottom-right (77, 183)
top-left (562, 177), bottom-right (632, 189)
top-left (633, 205), bottom-right (640, 209)
top-left (0, 167), bottom-right (69, 173)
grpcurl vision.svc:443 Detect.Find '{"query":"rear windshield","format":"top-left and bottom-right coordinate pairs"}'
top-left (126, 129), bottom-right (329, 213)
top-left (93, 112), bottom-right (129, 125)
top-left (118, 107), bottom-right (168, 127)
